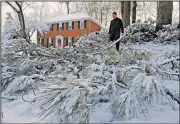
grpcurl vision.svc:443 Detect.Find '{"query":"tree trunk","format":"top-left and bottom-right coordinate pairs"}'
top-left (121, 1), bottom-right (124, 19)
top-left (156, 1), bottom-right (173, 31)
top-left (65, 2), bottom-right (70, 14)
top-left (122, 1), bottom-right (130, 28)
top-left (18, 6), bottom-right (29, 43)
top-left (143, 2), bottom-right (147, 22)
top-left (100, 9), bottom-right (103, 23)
top-left (6, 1), bottom-right (30, 44)
top-left (132, 1), bottom-right (137, 23)
top-left (105, 5), bottom-right (109, 26)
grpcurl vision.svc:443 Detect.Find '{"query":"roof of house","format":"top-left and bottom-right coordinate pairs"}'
top-left (46, 12), bottom-right (104, 27)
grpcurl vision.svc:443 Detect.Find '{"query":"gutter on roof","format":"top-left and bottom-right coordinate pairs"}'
top-left (47, 16), bottom-right (91, 24)
top-left (47, 16), bottom-right (104, 28)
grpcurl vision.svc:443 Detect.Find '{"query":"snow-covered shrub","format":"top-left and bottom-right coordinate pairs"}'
top-left (155, 24), bottom-right (179, 43)
top-left (4, 76), bottom-right (35, 95)
top-left (25, 13), bottom-right (50, 36)
top-left (35, 83), bottom-right (89, 123)
top-left (121, 23), bottom-right (157, 43)
top-left (33, 61), bottom-right (130, 122)
top-left (1, 71), bottom-right (15, 91)
top-left (2, 12), bottom-right (21, 40)
top-left (109, 72), bottom-right (171, 121)
top-left (131, 73), bottom-right (167, 105)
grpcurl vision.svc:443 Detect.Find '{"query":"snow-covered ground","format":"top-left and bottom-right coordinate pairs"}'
top-left (2, 80), bottom-right (179, 123)
top-left (2, 41), bottom-right (179, 123)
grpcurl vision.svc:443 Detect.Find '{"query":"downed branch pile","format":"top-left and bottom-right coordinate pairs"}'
top-left (1, 24), bottom-right (179, 123)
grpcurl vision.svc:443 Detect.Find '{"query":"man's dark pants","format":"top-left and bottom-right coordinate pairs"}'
top-left (110, 33), bottom-right (120, 52)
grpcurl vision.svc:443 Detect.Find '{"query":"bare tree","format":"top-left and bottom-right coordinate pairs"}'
top-left (6, 1), bottom-right (32, 44)
top-left (64, 2), bottom-right (70, 14)
top-left (121, 1), bottom-right (124, 19)
top-left (156, 1), bottom-right (173, 30)
top-left (132, 1), bottom-right (137, 23)
top-left (100, 2), bottom-right (103, 23)
top-left (122, 1), bottom-right (130, 28)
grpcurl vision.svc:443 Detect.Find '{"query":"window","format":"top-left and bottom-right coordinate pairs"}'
top-left (79, 20), bottom-right (86, 29)
top-left (58, 22), bottom-right (64, 31)
top-left (68, 37), bottom-right (72, 46)
top-left (40, 38), bottom-right (44, 47)
top-left (49, 24), bottom-right (53, 31)
top-left (51, 37), bottom-right (54, 47)
top-left (48, 38), bottom-right (53, 47)
top-left (68, 21), bottom-right (72, 30)
top-left (66, 37), bottom-right (74, 46)
top-left (80, 20), bottom-right (85, 29)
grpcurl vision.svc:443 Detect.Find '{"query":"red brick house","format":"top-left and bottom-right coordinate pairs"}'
top-left (37, 13), bottom-right (103, 48)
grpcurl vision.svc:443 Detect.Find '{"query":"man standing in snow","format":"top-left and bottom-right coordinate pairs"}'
top-left (109, 12), bottom-right (124, 52)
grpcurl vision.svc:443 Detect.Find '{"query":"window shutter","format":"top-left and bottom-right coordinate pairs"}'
top-left (72, 37), bottom-right (74, 43)
top-left (78, 21), bottom-right (80, 29)
top-left (38, 38), bottom-right (40, 45)
top-left (53, 37), bottom-right (55, 47)
top-left (42, 38), bottom-right (44, 47)
top-left (66, 37), bottom-right (68, 46)
top-left (57, 23), bottom-right (59, 31)
top-left (72, 22), bottom-right (74, 29)
top-left (51, 38), bottom-right (53, 46)
top-left (67, 22), bottom-right (68, 30)
top-left (47, 38), bottom-right (49, 48)
top-left (84, 20), bottom-right (86, 28)
top-left (62, 23), bottom-right (64, 30)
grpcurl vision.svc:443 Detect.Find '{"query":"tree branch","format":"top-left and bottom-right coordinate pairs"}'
top-left (15, 1), bottom-right (22, 10)
top-left (23, 2), bottom-right (35, 10)
top-left (6, 2), bottom-right (18, 12)
top-left (1, 96), bottom-right (17, 101)
top-left (158, 57), bottom-right (179, 66)
top-left (164, 87), bottom-right (180, 104)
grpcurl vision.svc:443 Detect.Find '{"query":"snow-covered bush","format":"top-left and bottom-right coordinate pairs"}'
top-left (109, 72), bottom-right (175, 121)
top-left (155, 24), bottom-right (179, 43)
top-left (2, 13), bottom-right (21, 40)
top-left (121, 23), bottom-right (157, 43)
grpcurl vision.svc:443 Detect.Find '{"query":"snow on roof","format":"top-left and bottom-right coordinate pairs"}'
top-left (47, 12), bottom-right (104, 28)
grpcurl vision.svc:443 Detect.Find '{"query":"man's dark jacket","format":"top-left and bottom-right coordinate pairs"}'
top-left (109, 17), bottom-right (124, 41)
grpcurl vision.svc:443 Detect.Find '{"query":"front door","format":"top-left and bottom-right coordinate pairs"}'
top-left (56, 35), bottom-right (64, 48)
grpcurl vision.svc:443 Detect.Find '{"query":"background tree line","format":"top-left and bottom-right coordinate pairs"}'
top-left (3, 1), bottom-right (180, 44)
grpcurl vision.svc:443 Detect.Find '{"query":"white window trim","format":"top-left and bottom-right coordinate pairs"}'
top-left (49, 38), bottom-right (52, 47)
